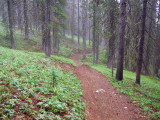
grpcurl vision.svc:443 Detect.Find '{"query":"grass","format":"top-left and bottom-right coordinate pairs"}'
top-left (83, 53), bottom-right (160, 119)
top-left (0, 47), bottom-right (85, 119)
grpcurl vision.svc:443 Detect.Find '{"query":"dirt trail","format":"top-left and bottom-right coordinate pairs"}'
top-left (71, 53), bottom-right (149, 120)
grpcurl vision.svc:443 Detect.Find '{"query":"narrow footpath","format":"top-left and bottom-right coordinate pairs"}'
top-left (70, 53), bottom-right (149, 120)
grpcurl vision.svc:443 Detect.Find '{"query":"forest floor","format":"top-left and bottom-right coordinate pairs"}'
top-left (69, 52), bottom-right (150, 120)
top-left (1, 23), bottom-right (158, 119)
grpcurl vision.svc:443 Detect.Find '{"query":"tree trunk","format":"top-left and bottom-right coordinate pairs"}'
top-left (7, 0), bottom-right (15, 49)
top-left (96, 37), bottom-right (99, 64)
top-left (57, 38), bottom-right (60, 56)
top-left (41, 1), bottom-right (46, 51)
top-left (154, 0), bottom-right (160, 77)
top-left (136, 0), bottom-right (148, 84)
top-left (144, 0), bottom-right (156, 75)
top-left (125, 26), bottom-right (130, 70)
top-left (45, 0), bottom-right (51, 57)
top-left (71, 0), bottom-right (75, 42)
top-left (82, 0), bottom-right (88, 59)
top-left (116, 0), bottom-right (127, 81)
top-left (53, 26), bottom-right (56, 53)
top-left (107, 0), bottom-right (116, 68)
top-left (24, 0), bottom-right (29, 40)
top-left (89, 19), bottom-right (91, 46)
top-left (63, 28), bottom-right (66, 42)
top-left (125, 38), bottom-right (130, 70)
top-left (17, 1), bottom-right (22, 30)
top-left (96, 5), bottom-right (100, 64)
top-left (63, 5), bottom-right (66, 42)
top-left (92, 3), bottom-right (96, 64)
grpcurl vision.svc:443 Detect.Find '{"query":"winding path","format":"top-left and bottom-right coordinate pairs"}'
top-left (71, 53), bottom-right (149, 120)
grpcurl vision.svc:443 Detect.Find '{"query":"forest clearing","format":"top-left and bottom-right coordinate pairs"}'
top-left (0, 0), bottom-right (160, 120)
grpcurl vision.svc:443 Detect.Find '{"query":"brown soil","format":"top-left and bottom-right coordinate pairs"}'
top-left (70, 52), bottom-right (150, 120)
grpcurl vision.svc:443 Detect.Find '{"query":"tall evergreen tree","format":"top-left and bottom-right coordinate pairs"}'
top-left (71, 0), bottom-right (75, 42)
top-left (23, 0), bottom-right (29, 40)
top-left (78, 0), bottom-right (80, 50)
top-left (7, 0), bottom-right (15, 49)
top-left (116, 0), bottom-right (127, 81)
top-left (107, 0), bottom-right (117, 68)
top-left (82, 0), bottom-right (88, 59)
top-left (136, 0), bottom-right (148, 84)
top-left (45, 0), bottom-right (51, 57)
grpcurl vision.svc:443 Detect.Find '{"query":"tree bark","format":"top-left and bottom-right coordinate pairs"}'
top-left (24, 0), bottom-right (29, 40)
top-left (17, 1), bottom-right (22, 30)
top-left (82, 0), bottom-right (88, 59)
top-left (92, 3), bottom-right (96, 64)
top-left (154, 0), bottom-right (160, 77)
top-left (53, 25), bottom-right (56, 53)
top-left (144, 0), bottom-right (156, 75)
top-left (89, 19), bottom-right (91, 46)
top-left (107, 0), bottom-right (116, 68)
top-left (45, 0), bottom-right (51, 57)
top-left (63, 5), bottom-right (66, 42)
top-left (63, 28), bottom-right (66, 42)
top-left (71, 0), bottom-right (75, 42)
top-left (136, 0), bottom-right (148, 84)
top-left (96, 38), bottom-right (99, 64)
top-left (41, 1), bottom-right (46, 51)
top-left (116, 0), bottom-right (127, 81)
top-left (7, 0), bottom-right (15, 49)
top-left (96, 5), bottom-right (100, 64)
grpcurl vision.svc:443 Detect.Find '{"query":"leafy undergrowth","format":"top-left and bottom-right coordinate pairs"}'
top-left (0, 47), bottom-right (85, 120)
top-left (0, 24), bottom-right (42, 52)
top-left (82, 51), bottom-right (160, 119)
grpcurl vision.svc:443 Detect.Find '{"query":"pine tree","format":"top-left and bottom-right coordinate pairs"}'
top-left (116, 0), bottom-right (127, 81)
